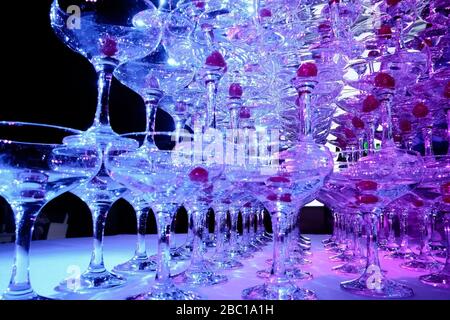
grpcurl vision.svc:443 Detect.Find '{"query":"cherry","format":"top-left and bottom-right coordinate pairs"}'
top-left (441, 182), bottom-right (450, 195)
top-left (444, 81), bottom-right (450, 99)
top-left (443, 195), bottom-right (450, 204)
top-left (336, 137), bottom-right (347, 149)
top-left (100, 36), bottom-right (118, 57)
top-left (329, 0), bottom-right (340, 4)
top-left (259, 8), bottom-right (272, 18)
top-left (297, 62), bottom-right (318, 77)
top-left (356, 180), bottom-right (378, 191)
top-left (356, 194), bottom-right (379, 204)
top-left (268, 176), bottom-right (290, 183)
top-left (377, 24), bottom-right (392, 39)
top-left (362, 95), bottom-right (380, 112)
top-left (205, 50), bottom-right (227, 69)
top-left (352, 116), bottom-right (365, 129)
top-left (368, 50), bottom-right (381, 58)
top-left (189, 167), bottom-right (209, 183)
top-left (243, 202), bottom-right (252, 208)
top-left (399, 118), bottom-right (412, 132)
top-left (229, 83), bottom-right (243, 98)
top-left (239, 107), bottom-right (251, 119)
top-left (267, 193), bottom-right (278, 201)
top-left (279, 194), bottom-right (292, 202)
top-left (386, 0), bottom-right (401, 6)
top-left (374, 72), bottom-right (395, 89)
top-left (344, 128), bottom-right (356, 139)
top-left (412, 102), bottom-right (429, 118)
top-left (194, 0), bottom-right (205, 9)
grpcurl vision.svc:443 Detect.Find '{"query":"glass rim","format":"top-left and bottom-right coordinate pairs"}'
top-left (0, 121), bottom-right (82, 146)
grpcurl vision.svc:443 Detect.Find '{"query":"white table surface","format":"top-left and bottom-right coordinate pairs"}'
top-left (0, 234), bottom-right (449, 300)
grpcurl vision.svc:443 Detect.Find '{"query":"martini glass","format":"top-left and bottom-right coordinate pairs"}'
top-left (335, 147), bottom-right (423, 298)
top-left (50, 0), bottom-right (163, 291)
top-left (106, 131), bottom-right (201, 300)
top-left (0, 122), bottom-right (102, 300)
top-left (174, 129), bottom-right (228, 286)
top-left (419, 190), bottom-right (450, 289)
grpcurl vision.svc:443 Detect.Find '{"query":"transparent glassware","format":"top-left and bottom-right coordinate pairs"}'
top-left (226, 135), bottom-right (333, 300)
top-left (113, 190), bottom-right (156, 274)
top-left (174, 130), bottom-right (228, 286)
top-left (0, 122), bottom-right (102, 300)
top-left (106, 131), bottom-right (201, 300)
top-left (419, 192), bottom-right (450, 289)
top-left (333, 147), bottom-right (423, 299)
top-left (50, 0), bottom-right (163, 291)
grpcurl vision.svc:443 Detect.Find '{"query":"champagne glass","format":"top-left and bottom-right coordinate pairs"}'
top-left (0, 122), bottom-right (102, 300)
top-left (50, 0), bottom-right (162, 291)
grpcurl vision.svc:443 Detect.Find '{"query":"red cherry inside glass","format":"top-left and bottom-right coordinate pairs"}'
top-left (100, 36), bottom-right (118, 57)
top-left (239, 107), bottom-right (251, 119)
top-left (412, 102), bottom-right (429, 118)
top-left (297, 62), bottom-right (318, 77)
top-left (362, 95), bottom-right (380, 112)
top-left (352, 116), bottom-right (365, 129)
top-left (386, 0), bottom-right (401, 6)
top-left (377, 24), bottom-right (392, 39)
top-left (374, 72), bottom-right (395, 89)
top-left (357, 194), bottom-right (379, 204)
top-left (399, 119), bottom-right (412, 132)
top-left (356, 180), bottom-right (378, 191)
top-left (189, 167), bottom-right (209, 183)
top-left (229, 83), bottom-right (243, 98)
top-left (205, 50), bottom-right (227, 69)
top-left (259, 8), bottom-right (272, 18)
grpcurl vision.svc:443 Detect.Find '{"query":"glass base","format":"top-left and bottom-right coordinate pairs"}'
top-left (175, 270), bottom-right (228, 286)
top-left (329, 252), bottom-right (354, 262)
top-left (57, 269), bottom-right (126, 292)
top-left (341, 273), bottom-right (414, 299)
top-left (175, 259), bottom-right (228, 286)
top-left (242, 282), bottom-right (317, 300)
top-left (211, 256), bottom-right (244, 270)
top-left (227, 248), bottom-right (253, 259)
top-left (419, 272), bottom-right (450, 289)
top-left (400, 259), bottom-right (442, 272)
top-left (266, 256), bottom-right (312, 266)
top-left (384, 250), bottom-right (417, 260)
top-left (169, 247), bottom-right (192, 261)
top-left (113, 256), bottom-right (157, 273)
top-left (128, 282), bottom-right (202, 300)
top-left (1, 289), bottom-right (52, 300)
top-left (332, 261), bottom-right (365, 274)
top-left (257, 268), bottom-right (313, 281)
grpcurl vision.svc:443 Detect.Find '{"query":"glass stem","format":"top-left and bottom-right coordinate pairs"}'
top-left (399, 209), bottom-right (410, 253)
top-left (190, 208), bottom-right (206, 264)
top-left (87, 203), bottom-right (110, 272)
top-left (442, 216), bottom-right (450, 274)
top-left (93, 64), bottom-right (115, 128)
top-left (134, 207), bottom-right (149, 259)
top-left (214, 209), bottom-right (227, 255)
top-left (144, 102), bottom-right (158, 134)
top-left (381, 99), bottom-right (394, 146)
top-left (228, 207), bottom-right (239, 254)
top-left (184, 210), bottom-right (194, 251)
top-left (6, 202), bottom-right (43, 296)
top-left (422, 126), bottom-right (434, 157)
top-left (154, 209), bottom-right (173, 284)
top-left (363, 211), bottom-right (382, 272)
top-left (205, 80), bottom-right (217, 129)
top-left (268, 211), bottom-right (288, 282)
top-left (297, 89), bottom-right (313, 138)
